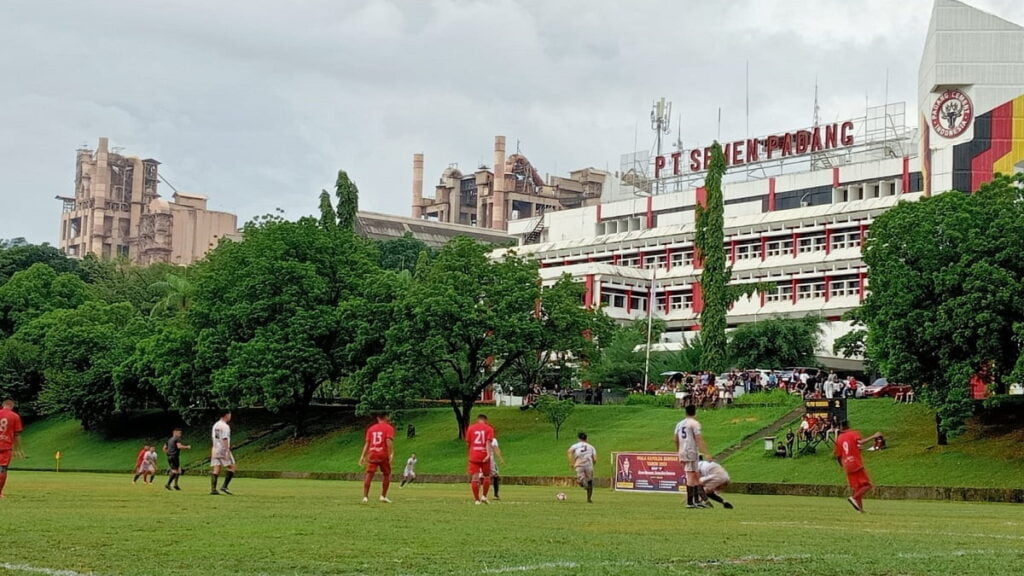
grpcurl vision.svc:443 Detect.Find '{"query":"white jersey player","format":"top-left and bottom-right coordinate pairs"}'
top-left (400, 453), bottom-right (418, 487)
top-left (567, 432), bottom-right (597, 503)
top-left (697, 459), bottom-right (734, 509)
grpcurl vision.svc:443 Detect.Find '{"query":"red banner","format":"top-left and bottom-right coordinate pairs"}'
top-left (613, 452), bottom-right (685, 493)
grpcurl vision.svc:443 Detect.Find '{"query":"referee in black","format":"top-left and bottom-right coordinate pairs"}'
top-left (164, 428), bottom-right (191, 491)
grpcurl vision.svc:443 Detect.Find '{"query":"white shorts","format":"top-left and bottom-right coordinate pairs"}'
top-left (575, 464), bottom-right (594, 482)
top-left (701, 474), bottom-right (730, 492)
top-left (404, 469), bottom-right (416, 477)
top-left (137, 464), bottom-right (155, 474)
top-left (210, 452), bottom-right (235, 468)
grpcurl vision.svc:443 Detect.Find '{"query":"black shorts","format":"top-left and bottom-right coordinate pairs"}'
top-left (168, 456), bottom-right (181, 471)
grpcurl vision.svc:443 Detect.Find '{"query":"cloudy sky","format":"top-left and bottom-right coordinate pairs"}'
top-left (2, 0), bottom-right (1023, 244)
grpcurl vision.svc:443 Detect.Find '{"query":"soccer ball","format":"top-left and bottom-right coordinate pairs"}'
top-left (556, 492), bottom-right (567, 501)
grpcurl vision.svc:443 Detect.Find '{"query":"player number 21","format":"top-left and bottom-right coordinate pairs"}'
top-left (473, 430), bottom-right (486, 445)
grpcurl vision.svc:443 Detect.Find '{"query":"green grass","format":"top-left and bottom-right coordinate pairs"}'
top-left (723, 398), bottom-right (1024, 488)
top-left (2, 472), bottom-right (1023, 576)
top-left (18, 405), bottom-right (794, 478)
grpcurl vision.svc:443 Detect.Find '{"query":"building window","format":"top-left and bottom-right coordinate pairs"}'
top-left (117, 245), bottom-right (130, 258)
top-left (629, 295), bottom-right (647, 311)
top-left (601, 292), bottom-right (627, 308)
top-left (620, 255), bottom-right (640, 267)
top-left (735, 242), bottom-right (760, 260)
top-left (830, 230), bottom-right (863, 250)
top-left (670, 293), bottom-right (694, 310)
top-left (644, 254), bottom-right (667, 268)
top-left (765, 283), bottom-right (793, 303)
top-left (670, 249), bottom-right (694, 267)
top-left (799, 235), bottom-right (826, 254)
top-left (797, 281), bottom-right (826, 300)
top-left (829, 277), bottom-right (859, 298)
top-left (766, 239), bottom-right (794, 257)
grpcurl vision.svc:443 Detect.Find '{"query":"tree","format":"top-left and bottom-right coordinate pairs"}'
top-left (0, 263), bottom-right (93, 336)
top-left (859, 173), bottom-right (1024, 440)
top-left (0, 242), bottom-right (80, 285)
top-left (728, 316), bottom-right (822, 369)
top-left (318, 189), bottom-right (338, 232)
top-left (377, 233), bottom-right (431, 273)
top-left (0, 337), bottom-right (46, 415)
top-left (84, 258), bottom-right (182, 315)
top-left (334, 170), bottom-right (359, 232)
top-left (582, 319), bottom-right (665, 389)
top-left (33, 302), bottom-right (149, 429)
top-left (359, 238), bottom-right (544, 437)
top-left (189, 216), bottom-right (383, 435)
top-left (502, 276), bottom-right (616, 394)
top-left (535, 394), bottom-right (575, 439)
top-left (695, 142), bottom-right (729, 373)
top-left (149, 272), bottom-right (194, 318)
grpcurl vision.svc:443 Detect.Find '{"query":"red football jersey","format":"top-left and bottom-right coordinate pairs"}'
top-left (835, 429), bottom-right (864, 473)
top-left (0, 409), bottom-right (23, 451)
top-left (465, 422), bottom-right (494, 462)
top-left (134, 448), bottom-right (147, 469)
top-left (365, 421), bottom-right (395, 459)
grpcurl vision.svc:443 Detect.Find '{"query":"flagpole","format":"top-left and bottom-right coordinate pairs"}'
top-left (643, 266), bottom-right (656, 389)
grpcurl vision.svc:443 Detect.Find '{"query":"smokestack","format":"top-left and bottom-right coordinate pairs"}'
top-left (492, 136), bottom-right (506, 230)
top-left (412, 153), bottom-right (424, 219)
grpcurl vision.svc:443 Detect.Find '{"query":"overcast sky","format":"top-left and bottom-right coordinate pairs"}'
top-left (2, 0), bottom-right (1023, 245)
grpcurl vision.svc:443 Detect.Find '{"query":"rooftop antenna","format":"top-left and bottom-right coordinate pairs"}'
top-left (717, 107), bottom-right (722, 141)
top-left (673, 117), bottom-right (683, 153)
top-left (650, 97), bottom-right (672, 195)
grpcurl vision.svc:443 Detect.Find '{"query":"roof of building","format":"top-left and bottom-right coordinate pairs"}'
top-left (355, 211), bottom-right (515, 247)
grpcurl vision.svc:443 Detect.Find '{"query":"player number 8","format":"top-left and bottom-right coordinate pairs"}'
top-left (0, 418), bottom-right (7, 433)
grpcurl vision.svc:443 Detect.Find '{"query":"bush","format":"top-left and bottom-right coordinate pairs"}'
top-left (731, 389), bottom-right (800, 407)
top-left (625, 394), bottom-right (677, 408)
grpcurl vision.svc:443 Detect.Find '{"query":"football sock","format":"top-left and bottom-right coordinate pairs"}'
top-left (471, 480), bottom-right (480, 500)
top-left (492, 476), bottom-right (501, 498)
top-left (210, 473), bottom-right (218, 492)
top-left (482, 477), bottom-right (491, 497)
top-left (707, 492), bottom-right (725, 504)
top-left (586, 480), bottom-right (593, 502)
top-left (133, 474), bottom-right (142, 483)
top-left (696, 486), bottom-right (708, 502)
top-left (166, 473), bottom-right (174, 487)
top-left (222, 471), bottom-right (234, 490)
top-left (0, 472), bottom-right (7, 495)
top-left (362, 473), bottom-right (373, 498)
top-left (686, 487), bottom-right (695, 506)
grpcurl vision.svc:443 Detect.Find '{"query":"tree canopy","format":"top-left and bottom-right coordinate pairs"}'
top-left (860, 173), bottom-right (1024, 438)
top-left (727, 316), bottom-right (822, 369)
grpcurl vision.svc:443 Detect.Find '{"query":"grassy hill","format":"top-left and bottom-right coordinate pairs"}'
top-left (17, 404), bottom-right (793, 478)
top-left (16, 398), bottom-right (1023, 488)
top-left (722, 399), bottom-right (1024, 488)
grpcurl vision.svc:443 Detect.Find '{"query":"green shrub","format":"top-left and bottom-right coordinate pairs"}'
top-left (625, 394), bottom-right (677, 408)
top-left (732, 389), bottom-right (800, 407)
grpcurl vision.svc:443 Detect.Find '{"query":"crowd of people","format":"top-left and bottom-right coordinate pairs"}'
top-left (638, 367), bottom-right (865, 408)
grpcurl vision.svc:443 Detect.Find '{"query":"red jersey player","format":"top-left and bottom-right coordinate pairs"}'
top-left (834, 420), bottom-right (882, 513)
top-left (465, 413), bottom-right (495, 504)
top-left (358, 413), bottom-right (395, 504)
top-left (0, 398), bottom-right (25, 498)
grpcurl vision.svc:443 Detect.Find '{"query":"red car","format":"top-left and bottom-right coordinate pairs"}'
top-left (858, 378), bottom-right (912, 398)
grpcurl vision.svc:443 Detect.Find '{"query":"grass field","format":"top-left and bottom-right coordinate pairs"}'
top-left (723, 399), bottom-right (1024, 488)
top-left (2, 472), bottom-right (1023, 576)
top-left (18, 405), bottom-right (796, 478)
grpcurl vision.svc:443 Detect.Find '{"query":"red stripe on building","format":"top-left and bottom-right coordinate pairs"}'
top-left (692, 282), bottom-right (704, 314)
top-left (645, 196), bottom-right (654, 228)
top-left (760, 235), bottom-right (767, 261)
top-left (767, 178), bottom-right (776, 212)
top-left (626, 289), bottom-right (633, 313)
top-left (792, 230), bottom-right (799, 259)
top-left (663, 289), bottom-right (671, 312)
top-left (824, 276), bottom-right (831, 302)
top-left (730, 240), bottom-right (737, 264)
top-left (664, 247), bottom-right (673, 270)
top-left (972, 101), bottom-right (1014, 192)
top-left (596, 203), bottom-right (602, 223)
top-left (901, 156), bottom-right (910, 193)
top-left (696, 187), bottom-right (707, 208)
top-left (858, 272), bottom-right (867, 302)
top-left (824, 228), bottom-right (832, 255)
top-left (584, 274), bottom-right (594, 309)
top-left (832, 167), bottom-right (840, 188)
top-left (791, 277), bottom-right (798, 304)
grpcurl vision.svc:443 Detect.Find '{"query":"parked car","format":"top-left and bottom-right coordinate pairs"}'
top-left (857, 378), bottom-right (912, 398)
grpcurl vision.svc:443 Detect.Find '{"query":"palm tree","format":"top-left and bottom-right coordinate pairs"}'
top-left (150, 273), bottom-right (193, 317)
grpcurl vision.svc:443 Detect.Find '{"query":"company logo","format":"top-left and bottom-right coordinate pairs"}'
top-left (930, 89), bottom-right (973, 139)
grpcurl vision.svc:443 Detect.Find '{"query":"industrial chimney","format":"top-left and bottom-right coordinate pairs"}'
top-left (412, 153), bottom-right (424, 219)
top-left (492, 136), bottom-right (506, 230)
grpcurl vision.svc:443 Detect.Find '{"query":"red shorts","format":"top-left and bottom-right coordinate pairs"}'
top-left (0, 450), bottom-right (11, 467)
top-left (467, 460), bottom-right (491, 477)
top-left (846, 468), bottom-right (871, 491)
top-left (366, 458), bottom-right (391, 477)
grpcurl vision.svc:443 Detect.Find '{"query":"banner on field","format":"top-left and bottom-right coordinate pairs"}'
top-left (612, 451), bottom-right (686, 493)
